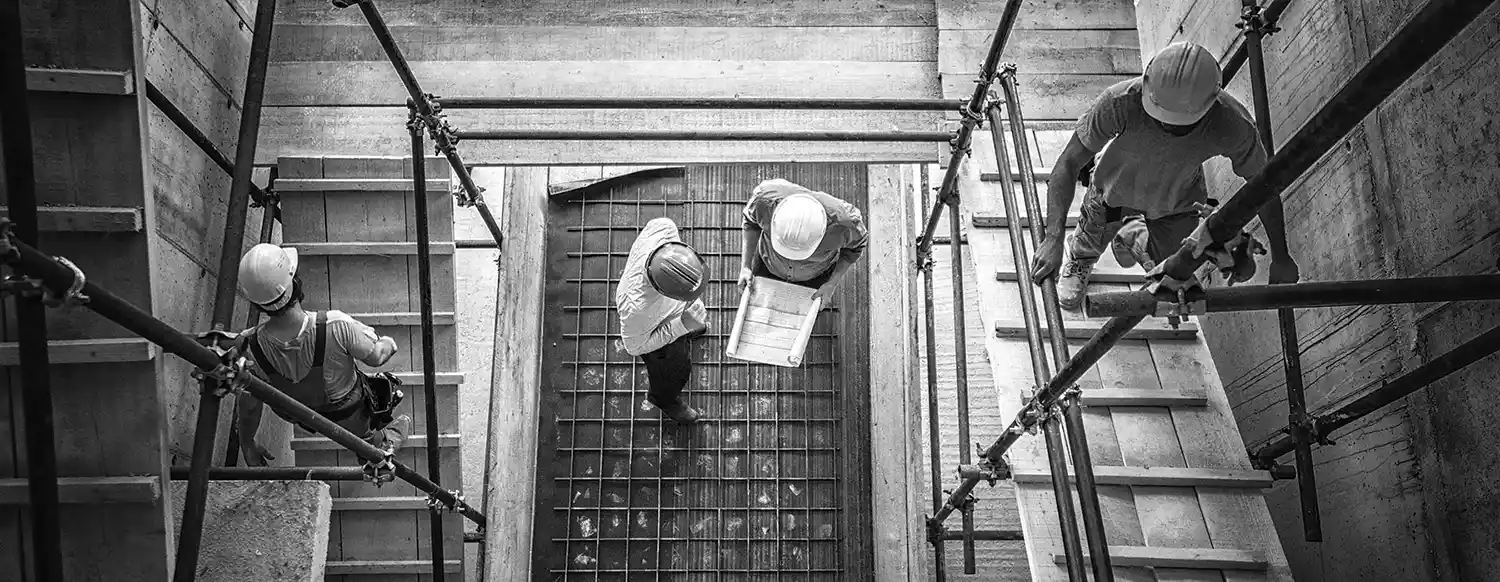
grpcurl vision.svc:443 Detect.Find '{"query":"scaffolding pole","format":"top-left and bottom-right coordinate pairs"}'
top-left (1240, 0), bottom-right (1319, 542)
top-left (0, 227), bottom-right (487, 527)
top-left (175, 0), bottom-right (277, 578)
top-left (1085, 274), bottom-right (1500, 317)
top-left (0, 5), bottom-right (62, 579)
top-left (1220, 0), bottom-right (1293, 86)
top-left (170, 466), bottom-right (364, 481)
top-left (226, 170), bottom-right (281, 467)
top-left (946, 198), bottom-right (979, 574)
top-left (338, 0), bottom-right (503, 247)
top-left (438, 96), bottom-right (964, 110)
top-left (455, 129), bottom-right (954, 142)
top-left (1252, 323), bottom-right (1500, 463)
top-left (919, 167), bottom-right (949, 582)
top-left (144, 80), bottom-right (278, 219)
top-left (914, 0), bottom-right (1022, 264)
top-left (409, 112), bottom-right (447, 582)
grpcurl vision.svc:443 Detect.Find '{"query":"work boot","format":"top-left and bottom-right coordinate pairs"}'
top-left (1056, 236), bottom-right (1097, 312)
top-left (659, 404), bottom-right (702, 425)
top-left (1111, 218), bottom-right (1155, 271)
top-left (381, 414), bottom-right (412, 453)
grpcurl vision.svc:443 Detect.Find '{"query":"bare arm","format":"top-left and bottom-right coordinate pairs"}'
top-left (740, 225), bottom-right (763, 272)
top-left (1045, 135), bottom-right (1098, 242)
top-left (236, 392), bottom-right (266, 462)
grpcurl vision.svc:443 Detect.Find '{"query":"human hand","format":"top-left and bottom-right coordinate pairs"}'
top-left (681, 309), bottom-right (708, 335)
top-left (1030, 235), bottom-right (1066, 283)
top-left (242, 441), bottom-right (276, 467)
top-left (810, 281), bottom-right (839, 302)
top-left (1268, 255), bottom-right (1301, 285)
top-left (736, 267), bottom-right (755, 293)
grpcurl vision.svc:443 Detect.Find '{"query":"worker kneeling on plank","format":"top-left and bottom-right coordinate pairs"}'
top-left (738, 179), bottom-right (869, 300)
top-left (617, 218), bottom-right (710, 425)
top-left (1031, 41), bottom-right (1299, 311)
top-left (233, 243), bottom-right (412, 469)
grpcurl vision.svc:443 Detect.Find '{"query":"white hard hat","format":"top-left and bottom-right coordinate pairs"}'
top-left (1142, 41), bottom-right (1222, 126)
top-left (769, 193), bottom-right (827, 261)
top-left (239, 243), bottom-right (300, 311)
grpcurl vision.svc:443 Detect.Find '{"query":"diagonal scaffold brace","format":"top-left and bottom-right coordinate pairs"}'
top-left (0, 220), bottom-right (489, 528)
top-left (332, 0), bottom-right (504, 248)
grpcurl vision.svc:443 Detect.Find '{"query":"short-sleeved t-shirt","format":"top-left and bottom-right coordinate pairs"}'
top-left (1077, 78), bottom-right (1268, 219)
top-left (243, 310), bottom-right (381, 402)
top-left (742, 179), bottom-right (869, 282)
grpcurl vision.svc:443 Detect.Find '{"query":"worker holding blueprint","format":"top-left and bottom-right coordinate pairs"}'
top-left (737, 179), bottom-right (869, 300)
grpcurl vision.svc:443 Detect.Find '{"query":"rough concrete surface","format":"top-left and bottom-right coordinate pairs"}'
top-left (171, 480), bottom-right (331, 582)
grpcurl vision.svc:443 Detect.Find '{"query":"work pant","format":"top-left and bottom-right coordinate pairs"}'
top-left (640, 333), bottom-right (695, 410)
top-left (1068, 184), bottom-right (1202, 269)
top-left (336, 406), bottom-right (407, 453)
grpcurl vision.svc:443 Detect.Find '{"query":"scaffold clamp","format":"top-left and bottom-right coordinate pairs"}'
top-left (426, 489), bottom-right (465, 513)
top-left (924, 515), bottom-right (947, 545)
top-left (362, 452), bottom-right (398, 486)
top-left (1, 252), bottom-right (92, 308)
top-left (960, 455), bottom-right (1012, 486)
top-left (192, 356), bottom-right (252, 398)
top-left (329, 0), bottom-right (365, 8)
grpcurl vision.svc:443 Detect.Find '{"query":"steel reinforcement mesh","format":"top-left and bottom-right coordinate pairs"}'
top-left (531, 164), bottom-right (873, 581)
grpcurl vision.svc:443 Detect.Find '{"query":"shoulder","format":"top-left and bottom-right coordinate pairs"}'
top-left (642, 217), bottom-right (679, 236)
top-left (1100, 78), bottom-right (1143, 106)
top-left (1210, 91), bottom-right (1260, 140)
top-left (816, 191), bottom-right (863, 226)
top-left (322, 310), bottom-right (359, 325)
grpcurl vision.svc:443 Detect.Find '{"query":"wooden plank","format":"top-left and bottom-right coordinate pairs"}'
top-left (138, 0), bottom-right (250, 152)
top-left (981, 169), bottom-right (1057, 181)
top-left (267, 61), bottom-right (939, 105)
top-left (937, 0), bottom-right (1137, 30)
top-left (345, 312), bottom-right (457, 326)
top-left (390, 372), bottom-right (465, 387)
top-left (973, 213), bottom-right (1079, 229)
top-left (0, 206), bottom-right (143, 232)
top-left (0, 476), bottom-right (161, 504)
top-left (996, 269), bottom-right (1141, 284)
top-left (938, 29), bottom-right (1142, 75)
top-left (275, 178), bottom-right (450, 192)
top-left (940, 73), bottom-right (1130, 119)
top-left (332, 497), bottom-right (430, 511)
top-left (272, 25), bottom-right (938, 62)
top-left (1078, 389), bottom-right (1208, 407)
top-left (0, 339), bottom-right (158, 366)
top-left (275, 0), bottom-right (936, 26)
top-left (1050, 546), bottom-right (1268, 570)
top-left (325, 560), bottom-right (463, 575)
top-left (994, 319), bottom-right (1198, 340)
top-left (288, 242), bottom-right (456, 255)
top-left (25, 68), bottom-right (135, 95)
top-left (1010, 466), bottom-right (1274, 488)
top-left (290, 434), bottom-right (461, 451)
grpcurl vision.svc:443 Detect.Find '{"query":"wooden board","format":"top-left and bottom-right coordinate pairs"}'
top-left (275, 178), bottom-right (451, 192)
top-left (0, 476), bottom-right (161, 504)
top-left (0, 206), bottom-right (142, 232)
top-left (1009, 466), bottom-right (1273, 488)
top-left (275, 0), bottom-right (937, 26)
top-left (937, 29), bottom-right (1142, 75)
top-left (0, 339), bottom-right (158, 366)
top-left (273, 25), bottom-right (937, 62)
top-left (726, 277), bottom-right (823, 367)
top-left (937, 0), bottom-right (1137, 30)
top-left (940, 73), bottom-right (1131, 120)
top-left (1051, 546), bottom-right (1268, 570)
top-left (994, 318), bottom-right (1199, 340)
top-left (24, 68), bottom-right (135, 95)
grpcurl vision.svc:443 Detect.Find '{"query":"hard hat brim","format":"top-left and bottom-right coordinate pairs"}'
top-left (1143, 89), bottom-right (1215, 126)
top-left (283, 246), bottom-right (299, 276)
top-left (770, 237), bottom-right (817, 261)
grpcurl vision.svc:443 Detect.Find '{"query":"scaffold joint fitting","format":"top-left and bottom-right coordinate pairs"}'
top-left (925, 516), bottom-right (947, 545)
top-left (362, 453), bottom-right (398, 486)
top-left (329, 0), bottom-right (365, 8)
top-left (427, 489), bottom-right (466, 513)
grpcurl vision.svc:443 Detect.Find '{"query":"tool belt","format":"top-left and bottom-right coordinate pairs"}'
top-left (273, 372), bottom-right (404, 434)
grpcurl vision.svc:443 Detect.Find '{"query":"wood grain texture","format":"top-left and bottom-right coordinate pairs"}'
top-left (276, 0), bottom-right (937, 26)
top-left (0, 206), bottom-right (143, 232)
top-left (276, 178), bottom-right (451, 192)
top-left (273, 25), bottom-right (937, 62)
top-left (0, 339), bottom-right (158, 366)
top-left (938, 29), bottom-right (1142, 74)
top-left (0, 476), bottom-right (161, 504)
top-left (994, 318), bottom-right (1199, 340)
top-left (1051, 545), bottom-right (1267, 569)
top-left (937, 0), bottom-right (1137, 30)
top-left (288, 242), bottom-right (456, 255)
top-left (24, 68), bottom-right (135, 95)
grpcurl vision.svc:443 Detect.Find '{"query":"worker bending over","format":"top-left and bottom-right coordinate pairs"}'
top-left (617, 218), bottom-right (710, 424)
top-left (1031, 41), bottom-right (1299, 310)
top-left (738, 179), bottom-right (869, 300)
top-left (233, 243), bottom-right (410, 467)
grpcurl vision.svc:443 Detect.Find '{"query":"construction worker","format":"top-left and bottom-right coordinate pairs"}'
top-left (616, 217), bottom-right (710, 424)
top-left (738, 179), bottom-right (869, 300)
top-left (233, 243), bottom-right (411, 467)
top-left (1031, 41), bottom-right (1299, 310)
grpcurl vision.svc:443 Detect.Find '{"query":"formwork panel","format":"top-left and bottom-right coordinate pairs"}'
top-left (532, 165), bottom-right (872, 580)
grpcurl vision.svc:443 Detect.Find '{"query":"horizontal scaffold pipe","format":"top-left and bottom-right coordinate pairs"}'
top-left (437, 96), bottom-right (965, 111)
top-left (453, 129), bottom-right (955, 142)
top-left (169, 466), bottom-right (365, 481)
top-left (0, 229), bottom-right (485, 528)
top-left (1085, 274), bottom-right (1500, 317)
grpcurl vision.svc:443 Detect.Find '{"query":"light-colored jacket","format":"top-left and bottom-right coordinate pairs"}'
top-left (615, 218), bottom-right (708, 356)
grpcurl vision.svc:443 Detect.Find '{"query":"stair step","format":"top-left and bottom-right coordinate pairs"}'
top-left (0, 338), bottom-right (157, 366)
top-left (325, 560), bottom-right (462, 575)
top-left (25, 67), bottom-right (134, 95)
top-left (995, 270), bottom-right (1141, 284)
top-left (288, 242), bottom-right (455, 256)
top-left (971, 212), bottom-right (1079, 229)
top-left (1051, 546), bottom-right (1267, 570)
top-left (0, 476), bottom-right (160, 504)
top-left (1066, 389), bottom-right (1208, 407)
top-left (993, 319), bottom-right (1197, 340)
top-left (391, 371), bottom-right (465, 386)
top-left (1012, 466), bottom-right (1273, 488)
top-left (291, 434), bottom-right (461, 451)
top-left (332, 496), bottom-right (430, 511)
top-left (347, 311), bottom-right (456, 326)
top-left (981, 169), bottom-right (1055, 182)
top-left (0, 206), bottom-right (143, 232)
top-left (276, 178), bottom-right (449, 193)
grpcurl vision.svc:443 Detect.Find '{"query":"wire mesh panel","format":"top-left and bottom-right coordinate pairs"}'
top-left (532, 164), bottom-right (873, 581)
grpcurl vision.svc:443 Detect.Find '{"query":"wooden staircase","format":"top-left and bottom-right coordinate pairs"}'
top-left (954, 128), bottom-right (1294, 580)
top-left (274, 155), bottom-right (466, 580)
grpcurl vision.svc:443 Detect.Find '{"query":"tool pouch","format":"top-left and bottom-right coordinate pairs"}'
top-left (364, 372), bottom-right (404, 429)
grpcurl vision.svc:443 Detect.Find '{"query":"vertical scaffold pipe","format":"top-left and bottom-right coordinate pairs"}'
top-left (177, 0), bottom-right (277, 579)
top-left (997, 71), bottom-right (1115, 581)
top-left (985, 103), bottom-right (1087, 582)
top-left (411, 115), bottom-right (447, 582)
top-left (920, 168), bottom-right (949, 581)
top-left (948, 200), bottom-right (978, 574)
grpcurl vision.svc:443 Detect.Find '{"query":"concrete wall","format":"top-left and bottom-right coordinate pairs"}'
top-left (142, 0), bottom-right (281, 465)
top-left (171, 480), bottom-right (332, 581)
top-left (1135, 1), bottom-right (1500, 580)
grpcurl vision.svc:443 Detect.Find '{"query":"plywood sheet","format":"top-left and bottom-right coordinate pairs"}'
top-left (727, 278), bottom-right (823, 367)
top-left (940, 73), bottom-right (1131, 120)
top-left (938, 29), bottom-right (1142, 75)
top-left (937, 0), bottom-right (1137, 30)
top-left (275, 0), bottom-right (936, 27)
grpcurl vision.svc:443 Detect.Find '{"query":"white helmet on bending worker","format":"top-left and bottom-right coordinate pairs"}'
top-left (769, 193), bottom-right (829, 261)
top-left (1141, 41), bottom-right (1222, 126)
top-left (239, 243), bottom-right (301, 313)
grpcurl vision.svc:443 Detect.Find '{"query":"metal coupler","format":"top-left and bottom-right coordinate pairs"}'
top-left (362, 452), bottom-right (398, 486)
top-left (426, 489), bottom-right (466, 513)
top-left (329, 0), bottom-right (364, 8)
top-left (958, 456), bottom-right (1012, 486)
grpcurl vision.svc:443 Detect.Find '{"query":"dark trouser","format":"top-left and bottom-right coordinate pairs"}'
top-left (640, 333), bottom-right (695, 410)
top-left (753, 260), bottom-right (835, 290)
top-left (1070, 184), bottom-right (1203, 268)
